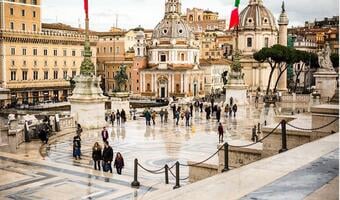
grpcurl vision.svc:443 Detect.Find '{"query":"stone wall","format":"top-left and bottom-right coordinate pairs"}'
top-left (281, 94), bottom-right (311, 103)
top-left (59, 116), bottom-right (76, 130)
top-left (311, 104), bottom-right (339, 136)
top-left (188, 162), bottom-right (218, 183)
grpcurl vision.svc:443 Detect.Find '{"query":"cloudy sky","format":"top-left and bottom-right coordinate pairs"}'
top-left (41, 0), bottom-right (339, 31)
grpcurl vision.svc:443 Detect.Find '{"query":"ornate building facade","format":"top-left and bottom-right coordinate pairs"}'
top-left (139, 0), bottom-right (205, 98)
top-left (235, 0), bottom-right (288, 91)
top-left (0, 0), bottom-right (97, 106)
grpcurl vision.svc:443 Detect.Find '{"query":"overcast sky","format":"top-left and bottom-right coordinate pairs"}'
top-left (41, 0), bottom-right (339, 31)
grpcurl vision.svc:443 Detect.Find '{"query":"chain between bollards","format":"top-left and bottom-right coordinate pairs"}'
top-left (279, 120), bottom-right (288, 153)
top-left (131, 158), bottom-right (140, 188)
top-left (173, 161), bottom-right (180, 189)
top-left (165, 164), bottom-right (169, 184)
top-left (221, 142), bottom-right (229, 172)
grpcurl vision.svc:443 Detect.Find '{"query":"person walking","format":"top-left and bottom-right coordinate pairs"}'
top-left (102, 141), bottom-right (113, 173)
top-left (73, 134), bottom-right (81, 160)
top-left (190, 104), bottom-right (194, 116)
top-left (116, 110), bottom-right (121, 126)
top-left (175, 110), bottom-right (180, 126)
top-left (172, 104), bottom-right (177, 119)
top-left (76, 124), bottom-right (83, 136)
top-left (224, 104), bottom-right (229, 118)
top-left (151, 111), bottom-right (157, 125)
top-left (185, 109), bottom-right (191, 126)
top-left (216, 106), bottom-right (221, 123)
top-left (92, 142), bottom-right (102, 170)
top-left (121, 109), bottom-right (126, 123)
top-left (164, 109), bottom-right (169, 123)
top-left (110, 112), bottom-right (115, 126)
top-left (232, 104), bottom-right (238, 117)
top-left (159, 109), bottom-right (165, 123)
top-left (218, 123), bottom-right (224, 143)
top-left (114, 152), bottom-right (125, 175)
top-left (199, 101), bottom-right (203, 112)
top-left (229, 106), bottom-right (233, 117)
top-left (101, 127), bottom-right (109, 142)
top-left (229, 97), bottom-right (234, 107)
top-left (205, 106), bottom-right (211, 120)
top-left (144, 109), bottom-right (151, 126)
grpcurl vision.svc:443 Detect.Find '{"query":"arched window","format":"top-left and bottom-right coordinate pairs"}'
top-left (247, 38), bottom-right (252, 47)
top-left (160, 55), bottom-right (166, 62)
top-left (181, 53), bottom-right (185, 61)
top-left (189, 15), bottom-right (194, 21)
top-left (264, 37), bottom-right (269, 48)
top-left (137, 48), bottom-right (141, 56)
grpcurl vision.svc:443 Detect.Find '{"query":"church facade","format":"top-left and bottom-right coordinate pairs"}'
top-left (139, 0), bottom-right (205, 98)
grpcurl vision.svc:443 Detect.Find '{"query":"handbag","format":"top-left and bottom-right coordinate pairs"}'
top-left (103, 162), bottom-right (110, 172)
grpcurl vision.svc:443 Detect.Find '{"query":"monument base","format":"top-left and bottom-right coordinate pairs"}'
top-left (225, 84), bottom-right (248, 106)
top-left (314, 71), bottom-right (338, 100)
top-left (110, 92), bottom-right (130, 119)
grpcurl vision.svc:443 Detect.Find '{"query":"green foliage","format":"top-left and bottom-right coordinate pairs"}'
top-left (114, 65), bottom-right (129, 92)
top-left (331, 53), bottom-right (339, 68)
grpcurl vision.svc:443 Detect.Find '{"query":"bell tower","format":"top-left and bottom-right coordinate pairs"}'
top-left (165, 0), bottom-right (182, 15)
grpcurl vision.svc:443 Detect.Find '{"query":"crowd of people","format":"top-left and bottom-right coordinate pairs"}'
top-left (105, 109), bottom-right (127, 126)
top-left (72, 124), bottom-right (125, 175)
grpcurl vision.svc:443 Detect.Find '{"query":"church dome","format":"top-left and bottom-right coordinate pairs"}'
top-left (239, 0), bottom-right (277, 31)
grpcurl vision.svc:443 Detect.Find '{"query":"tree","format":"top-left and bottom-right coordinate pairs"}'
top-left (273, 47), bottom-right (296, 93)
top-left (331, 53), bottom-right (339, 69)
top-left (254, 44), bottom-right (289, 95)
top-left (114, 65), bottom-right (129, 92)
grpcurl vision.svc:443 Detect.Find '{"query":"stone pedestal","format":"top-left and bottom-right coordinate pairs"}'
top-left (314, 71), bottom-right (338, 100)
top-left (225, 75), bottom-right (248, 105)
top-left (69, 75), bottom-right (108, 129)
top-left (110, 92), bottom-right (130, 119)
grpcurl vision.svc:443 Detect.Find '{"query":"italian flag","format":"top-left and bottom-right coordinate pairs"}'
top-left (229, 0), bottom-right (240, 29)
top-left (84, 0), bottom-right (89, 19)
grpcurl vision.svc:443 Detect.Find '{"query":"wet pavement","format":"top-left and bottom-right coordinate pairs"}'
top-left (0, 102), bottom-right (312, 199)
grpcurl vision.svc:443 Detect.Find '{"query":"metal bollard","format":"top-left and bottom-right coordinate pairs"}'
top-left (165, 164), bottom-right (169, 184)
top-left (131, 159), bottom-right (140, 188)
top-left (251, 126), bottom-right (256, 142)
top-left (264, 120), bottom-right (267, 126)
top-left (222, 143), bottom-right (230, 172)
top-left (279, 120), bottom-right (288, 153)
top-left (257, 123), bottom-right (261, 134)
top-left (173, 162), bottom-right (180, 189)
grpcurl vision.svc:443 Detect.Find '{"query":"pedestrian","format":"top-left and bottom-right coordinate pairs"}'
top-left (229, 97), bottom-right (233, 107)
top-left (111, 112), bottom-right (115, 126)
top-left (144, 109), bottom-right (151, 126)
top-left (159, 109), bottom-right (165, 123)
top-left (73, 134), bottom-right (81, 160)
top-left (114, 152), bottom-right (125, 175)
top-left (199, 101), bottom-right (203, 112)
top-left (229, 106), bottom-right (233, 117)
top-left (76, 123), bottom-right (83, 136)
top-left (121, 109), bottom-right (126, 123)
top-left (216, 106), bottom-right (221, 123)
top-left (92, 142), bottom-right (102, 170)
top-left (151, 111), bottom-right (157, 125)
top-left (232, 104), bottom-right (238, 117)
top-left (205, 106), bottom-right (211, 120)
top-left (164, 109), bottom-right (169, 123)
top-left (224, 104), bottom-right (229, 118)
top-left (101, 127), bottom-right (109, 142)
top-left (218, 123), bottom-right (224, 143)
top-left (185, 109), bottom-right (191, 126)
top-left (172, 104), bottom-right (177, 119)
top-left (211, 97), bottom-right (215, 112)
top-left (102, 141), bottom-right (113, 173)
top-left (190, 104), bottom-right (194, 116)
top-left (116, 110), bottom-right (121, 126)
top-left (175, 110), bottom-right (180, 125)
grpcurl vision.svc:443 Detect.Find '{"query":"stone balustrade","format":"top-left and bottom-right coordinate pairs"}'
top-left (59, 116), bottom-right (76, 130)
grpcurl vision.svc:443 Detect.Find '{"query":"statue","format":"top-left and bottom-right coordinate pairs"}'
top-left (114, 65), bottom-right (129, 92)
top-left (318, 43), bottom-right (334, 72)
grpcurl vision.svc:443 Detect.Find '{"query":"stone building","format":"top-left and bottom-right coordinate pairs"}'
top-left (234, 0), bottom-right (288, 91)
top-left (182, 8), bottom-right (226, 33)
top-left (0, 0), bottom-right (97, 106)
top-left (139, 0), bottom-right (205, 98)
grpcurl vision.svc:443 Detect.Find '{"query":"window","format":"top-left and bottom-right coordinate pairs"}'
top-left (247, 37), bottom-right (252, 47)
top-left (33, 60), bottom-right (37, 66)
top-left (205, 52), bottom-right (209, 56)
top-left (63, 71), bottom-right (68, 79)
top-left (103, 47), bottom-right (106, 53)
top-left (33, 71), bottom-right (38, 80)
top-left (264, 37), bottom-right (269, 48)
top-left (33, 48), bottom-right (37, 56)
top-left (22, 48), bottom-right (26, 55)
top-left (22, 23), bottom-right (25, 31)
top-left (10, 8), bottom-right (14, 15)
top-left (53, 71), bottom-right (58, 79)
top-left (44, 49), bottom-right (48, 56)
top-left (63, 49), bottom-right (67, 56)
top-left (73, 61), bottom-right (76, 66)
top-left (44, 71), bottom-right (48, 80)
top-left (11, 60), bottom-right (15, 66)
top-left (20, 0), bottom-right (27, 3)
top-left (112, 72), bottom-right (115, 78)
top-left (110, 47), bottom-right (113, 53)
top-left (10, 48), bottom-right (15, 55)
top-left (53, 49), bottom-right (58, 56)
top-left (160, 55), bottom-right (166, 62)
top-left (22, 71), bottom-right (27, 80)
top-left (54, 61), bottom-right (57, 66)
top-left (23, 60), bottom-right (26, 66)
top-left (180, 53), bottom-right (185, 61)
top-left (63, 61), bottom-right (66, 66)
top-left (21, 9), bottom-right (25, 16)
top-left (33, 11), bottom-right (36, 17)
top-left (115, 47), bottom-right (120, 54)
top-left (33, 24), bottom-right (36, 31)
top-left (10, 22), bottom-right (14, 30)
top-left (11, 71), bottom-right (16, 81)
top-left (72, 50), bottom-right (76, 56)
top-left (32, 0), bottom-right (37, 5)
top-left (44, 60), bottom-right (48, 66)
top-left (72, 71), bottom-right (76, 77)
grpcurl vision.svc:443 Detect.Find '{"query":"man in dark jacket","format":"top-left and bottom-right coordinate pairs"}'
top-left (102, 141), bottom-right (113, 173)
top-left (232, 104), bottom-right (238, 117)
top-left (101, 127), bottom-right (109, 142)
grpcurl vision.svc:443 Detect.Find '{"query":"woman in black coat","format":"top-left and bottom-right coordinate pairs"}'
top-left (102, 141), bottom-right (113, 173)
top-left (114, 152), bottom-right (124, 175)
top-left (92, 142), bottom-right (102, 170)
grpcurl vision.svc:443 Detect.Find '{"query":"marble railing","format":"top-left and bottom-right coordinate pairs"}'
top-left (281, 94), bottom-right (311, 102)
top-left (59, 116), bottom-right (75, 130)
